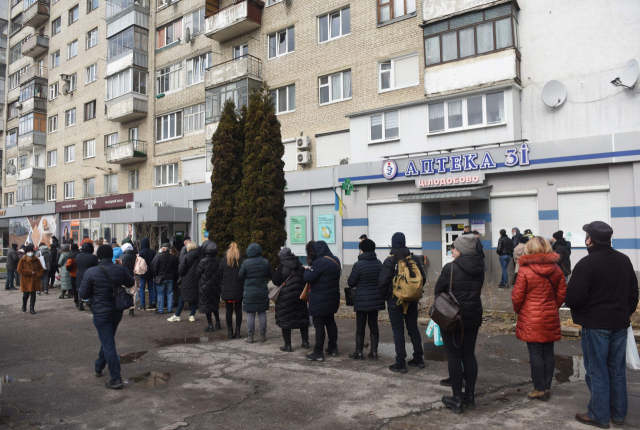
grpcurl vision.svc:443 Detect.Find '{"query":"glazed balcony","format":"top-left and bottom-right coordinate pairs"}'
top-left (22, 35), bottom-right (49, 58)
top-left (107, 97), bottom-right (148, 122)
top-left (205, 54), bottom-right (262, 89)
top-left (23, 0), bottom-right (50, 28)
top-left (19, 97), bottom-right (47, 113)
top-left (106, 139), bottom-right (147, 165)
top-left (204, 0), bottom-right (263, 43)
top-left (17, 167), bottom-right (46, 181)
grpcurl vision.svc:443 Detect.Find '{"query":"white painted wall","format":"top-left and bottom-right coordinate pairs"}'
top-left (316, 132), bottom-right (350, 168)
top-left (422, 0), bottom-right (495, 22)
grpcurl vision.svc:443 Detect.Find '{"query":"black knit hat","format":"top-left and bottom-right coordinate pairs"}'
top-left (97, 244), bottom-right (113, 260)
top-left (518, 236), bottom-right (529, 244)
top-left (552, 231), bottom-right (564, 241)
top-left (359, 239), bottom-right (376, 253)
top-left (24, 244), bottom-right (35, 253)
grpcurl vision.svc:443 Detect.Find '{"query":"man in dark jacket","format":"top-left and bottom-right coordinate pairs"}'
top-left (79, 244), bottom-right (134, 389)
top-left (566, 221), bottom-right (638, 428)
top-left (138, 238), bottom-right (156, 310)
top-left (76, 242), bottom-right (98, 311)
top-left (496, 229), bottom-right (514, 288)
top-left (551, 231), bottom-right (571, 280)
top-left (48, 236), bottom-right (60, 289)
top-left (303, 241), bottom-right (341, 362)
top-left (378, 232), bottom-right (426, 373)
top-left (5, 243), bottom-right (19, 291)
top-left (153, 243), bottom-right (178, 314)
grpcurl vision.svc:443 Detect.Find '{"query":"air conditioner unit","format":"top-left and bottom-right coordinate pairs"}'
top-left (297, 151), bottom-right (311, 165)
top-left (126, 201), bottom-right (141, 209)
top-left (296, 136), bottom-right (310, 149)
top-left (178, 179), bottom-right (189, 187)
top-left (60, 74), bottom-right (72, 82)
top-left (339, 158), bottom-right (349, 165)
top-left (153, 201), bottom-right (167, 207)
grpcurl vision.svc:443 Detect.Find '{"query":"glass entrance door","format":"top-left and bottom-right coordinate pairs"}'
top-left (441, 219), bottom-right (469, 266)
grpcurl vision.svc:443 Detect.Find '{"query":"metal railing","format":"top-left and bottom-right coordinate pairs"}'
top-left (20, 65), bottom-right (47, 81)
top-left (107, 139), bottom-right (148, 157)
top-left (106, 0), bottom-right (149, 19)
top-left (206, 54), bottom-right (262, 80)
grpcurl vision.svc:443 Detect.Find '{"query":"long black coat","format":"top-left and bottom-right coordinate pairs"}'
top-left (216, 255), bottom-right (245, 302)
top-left (197, 241), bottom-right (221, 313)
top-left (178, 247), bottom-right (201, 304)
top-left (435, 252), bottom-right (485, 331)
top-left (303, 241), bottom-right (341, 317)
top-left (121, 249), bottom-right (136, 277)
top-left (239, 243), bottom-right (271, 313)
top-left (273, 251), bottom-right (309, 329)
top-left (76, 244), bottom-right (99, 288)
top-left (79, 259), bottom-right (135, 314)
top-left (552, 239), bottom-right (571, 276)
top-left (347, 251), bottom-right (385, 313)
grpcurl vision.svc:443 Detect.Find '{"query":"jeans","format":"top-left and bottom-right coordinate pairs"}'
top-left (527, 342), bottom-right (555, 391)
top-left (499, 254), bottom-right (511, 285)
top-left (247, 311), bottom-right (267, 336)
top-left (387, 299), bottom-right (423, 366)
top-left (5, 270), bottom-right (15, 289)
top-left (174, 296), bottom-right (196, 317)
top-left (155, 280), bottom-right (173, 314)
top-left (582, 327), bottom-right (628, 426)
top-left (313, 314), bottom-right (338, 355)
top-left (226, 301), bottom-right (242, 327)
top-left (93, 311), bottom-right (124, 381)
top-left (356, 310), bottom-right (379, 338)
top-left (282, 326), bottom-right (309, 345)
top-left (138, 278), bottom-right (156, 307)
top-left (441, 328), bottom-right (479, 397)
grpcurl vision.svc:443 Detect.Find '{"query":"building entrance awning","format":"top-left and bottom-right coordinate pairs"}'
top-left (99, 206), bottom-right (193, 224)
top-left (398, 186), bottom-right (492, 202)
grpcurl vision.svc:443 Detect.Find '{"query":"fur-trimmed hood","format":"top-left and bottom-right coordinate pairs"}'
top-left (518, 253), bottom-right (560, 277)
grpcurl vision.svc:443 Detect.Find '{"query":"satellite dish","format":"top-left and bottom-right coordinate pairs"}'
top-left (185, 27), bottom-right (191, 43)
top-left (618, 58), bottom-right (639, 89)
top-left (541, 80), bottom-right (567, 107)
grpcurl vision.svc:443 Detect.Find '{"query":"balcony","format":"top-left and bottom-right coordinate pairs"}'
top-left (106, 0), bottom-right (149, 21)
top-left (17, 167), bottom-right (46, 181)
top-left (23, 0), bottom-right (50, 28)
top-left (22, 35), bottom-right (49, 58)
top-left (106, 140), bottom-right (147, 165)
top-left (205, 55), bottom-right (262, 89)
top-left (19, 97), bottom-right (47, 113)
top-left (0, 50), bottom-right (6, 65)
top-left (20, 65), bottom-right (48, 83)
top-left (107, 97), bottom-right (148, 122)
top-left (205, 0), bottom-right (263, 43)
top-left (18, 130), bottom-right (46, 150)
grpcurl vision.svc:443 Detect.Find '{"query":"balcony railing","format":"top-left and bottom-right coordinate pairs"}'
top-left (17, 166), bottom-right (46, 181)
top-left (106, 139), bottom-right (147, 164)
top-left (205, 54), bottom-right (262, 88)
top-left (107, 97), bottom-right (148, 122)
top-left (20, 65), bottom-right (47, 83)
top-left (22, 34), bottom-right (49, 58)
top-left (205, 0), bottom-right (263, 42)
top-left (106, 0), bottom-right (149, 20)
top-left (23, 0), bottom-right (49, 27)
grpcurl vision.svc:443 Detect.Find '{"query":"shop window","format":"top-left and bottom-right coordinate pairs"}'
top-left (370, 110), bottom-right (399, 142)
top-left (154, 163), bottom-right (178, 187)
top-left (318, 6), bottom-right (350, 43)
top-left (83, 177), bottom-right (95, 197)
top-left (64, 181), bottom-right (75, 199)
top-left (427, 91), bottom-right (504, 134)
top-left (268, 26), bottom-right (294, 59)
top-left (379, 54), bottom-right (419, 92)
top-left (378, 0), bottom-right (416, 24)
top-left (269, 84), bottom-right (295, 114)
top-left (319, 70), bottom-right (351, 105)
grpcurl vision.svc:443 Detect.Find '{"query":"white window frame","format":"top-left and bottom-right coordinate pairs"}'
top-left (378, 54), bottom-right (419, 93)
top-left (64, 181), bottom-right (75, 199)
top-left (49, 82), bottom-right (59, 100)
top-left (86, 27), bottom-right (98, 50)
top-left (184, 8), bottom-right (205, 36)
top-left (266, 0), bottom-right (282, 6)
top-left (48, 150), bottom-right (57, 167)
top-left (318, 6), bottom-right (350, 44)
top-left (271, 84), bottom-right (295, 115)
top-left (268, 26), bottom-right (294, 59)
top-left (67, 40), bottom-right (78, 59)
top-left (104, 173), bottom-right (118, 194)
top-left (426, 91), bottom-right (506, 135)
top-left (85, 63), bottom-right (97, 84)
top-left (369, 110), bottom-right (400, 143)
top-left (129, 170), bottom-right (139, 190)
top-left (48, 115), bottom-right (58, 133)
top-left (233, 43), bottom-right (248, 60)
top-left (183, 103), bottom-right (205, 133)
top-left (157, 0), bottom-right (167, 10)
top-left (155, 111), bottom-right (183, 142)
top-left (50, 50), bottom-right (60, 68)
top-left (154, 163), bottom-right (179, 187)
top-left (83, 139), bottom-right (95, 159)
top-left (65, 108), bottom-right (76, 127)
top-left (106, 132), bottom-right (118, 147)
top-left (186, 54), bottom-right (209, 86)
top-left (64, 144), bottom-right (75, 163)
top-left (156, 62), bottom-right (182, 94)
top-left (5, 192), bottom-right (15, 207)
top-left (69, 73), bottom-right (77, 92)
top-left (319, 70), bottom-right (352, 106)
top-left (47, 184), bottom-right (57, 202)
top-left (83, 177), bottom-right (96, 197)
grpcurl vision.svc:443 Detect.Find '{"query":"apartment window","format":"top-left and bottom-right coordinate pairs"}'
top-left (129, 127), bottom-right (138, 140)
top-left (69, 74), bottom-right (77, 91)
top-left (64, 145), bottom-right (75, 162)
top-left (205, 79), bottom-right (260, 123)
top-left (50, 50), bottom-right (60, 68)
top-left (184, 8), bottom-right (205, 35)
top-left (84, 139), bottom-right (95, 158)
top-left (379, 54), bottom-right (419, 92)
top-left (206, 142), bottom-right (213, 171)
top-left (156, 19), bottom-right (182, 49)
top-left (427, 91), bottom-right (504, 133)
top-left (233, 43), bottom-right (248, 60)
top-left (184, 103), bottom-right (204, 133)
top-left (65, 108), bottom-right (76, 127)
top-left (47, 184), bottom-right (56, 201)
top-left (267, 0), bottom-right (281, 5)
top-left (106, 68), bottom-right (147, 100)
top-left (377, 0), bottom-right (416, 23)
top-left (9, 101), bottom-right (21, 119)
top-left (269, 84), bottom-right (295, 114)
top-left (319, 70), bottom-right (351, 105)
top-left (69, 5), bottom-right (79, 24)
top-left (64, 182), bottom-right (75, 199)
top-left (156, 62), bottom-right (181, 94)
top-left (155, 111), bottom-right (182, 142)
top-left (67, 40), bottom-right (78, 59)
top-left (87, 0), bottom-right (98, 13)
top-left (154, 163), bottom-right (178, 187)
top-left (6, 129), bottom-right (18, 149)
top-left (86, 28), bottom-right (98, 49)
top-left (157, 0), bottom-right (166, 9)
top-left (106, 132), bottom-right (118, 147)
top-left (318, 6), bottom-right (350, 43)
top-left (5, 193), bottom-right (15, 207)
top-left (84, 100), bottom-right (96, 121)
top-left (104, 174), bottom-right (118, 193)
top-left (268, 26), bottom-right (294, 59)
top-left (10, 15), bottom-right (22, 35)
top-left (9, 43), bottom-right (21, 64)
top-left (19, 154), bottom-right (28, 170)
top-left (9, 71), bottom-right (21, 91)
top-left (85, 63), bottom-right (97, 83)
top-left (370, 110), bottom-right (399, 142)
top-left (48, 115), bottom-right (58, 133)
top-left (20, 81), bottom-right (47, 102)
top-left (186, 53), bottom-right (210, 86)
top-left (52, 17), bottom-right (61, 35)
top-left (83, 178), bottom-right (95, 196)
top-left (108, 27), bottom-right (149, 59)
top-left (48, 150), bottom-right (57, 167)
top-left (424, 3), bottom-right (517, 67)
top-left (49, 82), bottom-right (59, 100)
top-left (19, 113), bottom-right (46, 135)
top-left (129, 170), bottom-right (139, 190)
top-left (34, 154), bottom-right (42, 168)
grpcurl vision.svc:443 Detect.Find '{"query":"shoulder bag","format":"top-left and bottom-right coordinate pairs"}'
top-left (429, 262), bottom-right (464, 347)
top-left (99, 265), bottom-right (134, 311)
top-left (269, 269), bottom-right (294, 303)
top-left (154, 257), bottom-right (166, 284)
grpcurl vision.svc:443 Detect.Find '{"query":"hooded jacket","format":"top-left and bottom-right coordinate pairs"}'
top-left (6, 247), bottom-right (19, 271)
top-left (512, 253), bottom-right (567, 343)
top-left (138, 238), bottom-right (156, 281)
top-left (434, 252), bottom-right (485, 331)
top-left (37, 245), bottom-right (51, 271)
top-left (178, 247), bottom-right (201, 304)
top-left (347, 251), bottom-right (385, 313)
top-left (79, 259), bottom-right (135, 314)
top-left (303, 241), bottom-right (341, 317)
top-left (272, 248), bottom-right (309, 329)
top-left (120, 243), bottom-right (136, 276)
top-left (551, 239), bottom-right (572, 276)
top-left (58, 251), bottom-right (75, 290)
top-left (512, 228), bottom-right (523, 248)
top-left (49, 240), bottom-right (60, 269)
top-left (197, 241), bottom-right (221, 313)
top-left (239, 243), bottom-right (272, 313)
top-left (76, 243), bottom-right (99, 289)
top-left (378, 247), bottom-right (426, 301)
top-left (112, 246), bottom-right (123, 264)
top-left (216, 253), bottom-right (245, 302)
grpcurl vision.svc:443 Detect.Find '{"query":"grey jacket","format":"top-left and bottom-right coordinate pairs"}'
top-left (6, 248), bottom-right (18, 271)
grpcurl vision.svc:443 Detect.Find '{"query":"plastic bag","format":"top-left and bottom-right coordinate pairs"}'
top-left (626, 326), bottom-right (640, 371)
top-left (426, 319), bottom-right (436, 338)
top-left (434, 324), bottom-right (443, 346)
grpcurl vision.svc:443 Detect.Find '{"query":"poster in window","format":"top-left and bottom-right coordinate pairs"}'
top-left (290, 215), bottom-right (306, 244)
top-left (200, 220), bottom-right (208, 244)
top-left (317, 214), bottom-right (335, 244)
top-left (471, 220), bottom-right (485, 235)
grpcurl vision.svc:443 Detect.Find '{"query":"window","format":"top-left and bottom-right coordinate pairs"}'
top-left (67, 40), bottom-right (78, 59)
top-left (423, 2), bottom-right (517, 67)
top-left (154, 163), bottom-right (178, 187)
top-left (86, 28), bottom-right (98, 49)
top-left (184, 103), bottom-right (205, 133)
top-left (50, 50), bottom-right (60, 68)
top-left (233, 43), bottom-right (248, 60)
top-left (19, 154), bottom-right (28, 170)
top-left (20, 81), bottom-right (47, 102)
top-left (47, 184), bottom-right (56, 201)
top-left (19, 113), bottom-right (46, 135)
top-left (9, 101), bottom-right (21, 119)
top-left (69, 5), bottom-right (79, 24)
top-left (48, 150), bottom-right (57, 167)
top-left (69, 73), bottom-right (77, 91)
top-left (48, 115), bottom-right (58, 133)
top-left (268, 26), bottom-right (294, 59)
top-left (85, 63), bottom-right (97, 83)
top-left (6, 159), bottom-right (16, 175)
top-left (83, 139), bottom-right (95, 158)
top-left (49, 82), bottom-right (59, 100)
top-left (206, 142), bottom-right (213, 171)
top-left (84, 100), bottom-right (96, 121)
top-left (52, 17), bottom-right (61, 35)
top-left (6, 129), bottom-right (18, 149)
top-left (184, 8), bottom-right (205, 35)
top-left (106, 68), bottom-right (147, 100)
top-left (156, 19), bottom-right (182, 49)
top-left (9, 43), bottom-right (21, 64)
top-left (370, 110), bottom-right (399, 141)
top-left (205, 79), bottom-right (260, 123)
top-left (104, 174), bottom-right (118, 193)
top-left (64, 145), bottom-right (75, 162)
top-left (186, 53), bottom-right (210, 86)
top-left (377, 0), bottom-right (416, 23)
top-left (427, 91), bottom-right (505, 133)
top-left (378, 54), bottom-right (419, 92)
top-left (269, 84), bottom-right (295, 114)
top-left (87, 0), bottom-right (98, 13)
top-left (319, 70), bottom-right (351, 105)
top-left (318, 6), bottom-right (350, 43)
top-left (83, 178), bottom-right (95, 196)
top-left (157, 0), bottom-right (166, 9)
top-left (9, 71), bottom-right (21, 91)
top-left (129, 170), bottom-right (139, 190)
top-left (105, 132), bottom-right (118, 147)
top-left (156, 62), bottom-right (181, 94)
top-left (10, 15), bottom-right (22, 35)
top-left (64, 181), bottom-right (75, 199)
top-left (65, 108), bottom-right (76, 127)
top-left (155, 111), bottom-right (182, 142)
top-left (5, 193), bottom-right (15, 207)
top-left (108, 27), bottom-right (149, 59)
top-left (129, 127), bottom-right (138, 140)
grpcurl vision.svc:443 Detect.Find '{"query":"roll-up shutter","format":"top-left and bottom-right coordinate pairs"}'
top-left (558, 191), bottom-right (609, 245)
top-left (368, 202), bottom-right (422, 249)
top-left (182, 156), bottom-right (206, 184)
top-left (491, 196), bottom-right (538, 246)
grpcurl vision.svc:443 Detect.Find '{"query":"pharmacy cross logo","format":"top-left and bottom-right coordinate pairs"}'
top-left (84, 198), bottom-right (97, 210)
top-left (382, 160), bottom-right (398, 180)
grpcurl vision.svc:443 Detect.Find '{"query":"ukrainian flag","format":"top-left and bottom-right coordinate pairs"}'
top-left (334, 188), bottom-right (344, 217)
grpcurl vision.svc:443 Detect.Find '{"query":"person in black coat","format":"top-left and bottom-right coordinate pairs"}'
top-left (347, 239), bottom-right (384, 360)
top-left (497, 229), bottom-right (515, 288)
top-left (272, 248), bottom-right (309, 352)
top-left (76, 242), bottom-right (98, 311)
top-left (138, 238), bottom-right (156, 310)
top-left (435, 234), bottom-right (484, 414)
top-left (239, 243), bottom-right (272, 343)
top-left (551, 231), bottom-right (571, 280)
top-left (48, 236), bottom-right (60, 289)
top-left (216, 243), bottom-right (245, 339)
top-left (167, 242), bottom-right (198, 319)
top-left (120, 243), bottom-right (137, 317)
top-left (154, 243), bottom-right (179, 315)
top-left (197, 240), bottom-right (221, 332)
top-left (303, 241), bottom-right (341, 362)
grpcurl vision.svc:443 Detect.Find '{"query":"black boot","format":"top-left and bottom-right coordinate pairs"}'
top-left (29, 295), bottom-right (36, 314)
top-left (129, 309), bottom-right (134, 317)
top-left (204, 324), bottom-right (214, 332)
top-left (463, 390), bottom-right (475, 410)
top-left (280, 344), bottom-right (293, 352)
top-left (228, 327), bottom-right (234, 339)
top-left (30, 305), bottom-right (36, 315)
top-left (368, 334), bottom-right (379, 360)
top-left (22, 298), bottom-right (28, 313)
top-left (234, 323), bottom-right (242, 339)
top-left (301, 340), bottom-right (310, 349)
top-left (214, 320), bottom-right (221, 330)
top-left (349, 334), bottom-right (364, 360)
top-left (442, 395), bottom-right (463, 414)
top-left (59, 292), bottom-right (66, 299)
top-left (79, 302), bottom-right (85, 311)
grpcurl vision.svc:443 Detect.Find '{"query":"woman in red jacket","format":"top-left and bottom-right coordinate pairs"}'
top-left (512, 236), bottom-right (567, 402)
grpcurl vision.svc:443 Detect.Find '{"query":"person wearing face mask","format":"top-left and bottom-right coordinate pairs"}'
top-left (17, 245), bottom-right (44, 314)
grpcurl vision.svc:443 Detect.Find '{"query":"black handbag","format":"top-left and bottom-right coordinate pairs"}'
top-left (100, 265), bottom-right (134, 311)
top-left (344, 287), bottom-right (355, 306)
top-left (429, 262), bottom-right (464, 347)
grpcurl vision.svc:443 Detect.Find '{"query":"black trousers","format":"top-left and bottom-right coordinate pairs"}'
top-left (387, 299), bottom-right (423, 365)
top-left (356, 310), bottom-right (379, 338)
top-left (22, 292), bottom-right (36, 307)
top-left (441, 328), bottom-right (479, 397)
top-left (70, 277), bottom-right (78, 304)
top-left (225, 301), bottom-right (242, 327)
top-left (282, 326), bottom-right (309, 345)
top-left (527, 342), bottom-right (555, 391)
top-left (205, 310), bottom-right (220, 324)
top-left (48, 267), bottom-right (57, 287)
top-left (313, 314), bottom-right (338, 355)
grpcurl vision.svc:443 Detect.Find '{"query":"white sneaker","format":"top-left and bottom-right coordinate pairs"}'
top-left (167, 315), bottom-right (180, 322)
top-left (189, 316), bottom-right (196, 322)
